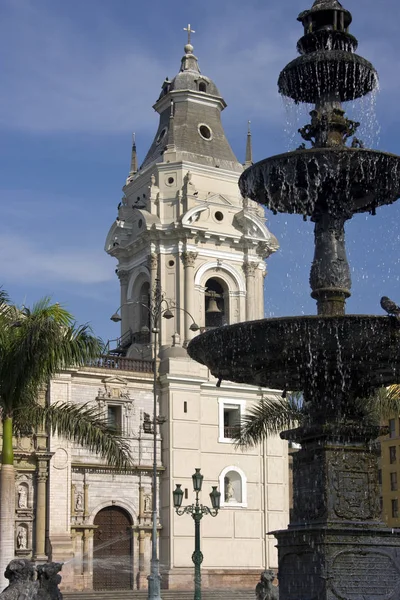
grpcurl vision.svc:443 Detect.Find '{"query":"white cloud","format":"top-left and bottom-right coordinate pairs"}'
top-left (0, 234), bottom-right (113, 284)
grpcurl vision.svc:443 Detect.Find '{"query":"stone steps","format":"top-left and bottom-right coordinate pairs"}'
top-left (64, 589), bottom-right (255, 599)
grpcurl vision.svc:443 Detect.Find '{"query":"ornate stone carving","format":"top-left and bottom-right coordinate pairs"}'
top-left (148, 253), bottom-right (158, 271)
top-left (0, 560), bottom-right (37, 599)
top-left (243, 262), bottom-right (258, 277)
top-left (117, 270), bottom-right (129, 284)
top-left (182, 251), bottom-right (198, 268)
top-left (36, 562), bottom-right (63, 600)
top-left (17, 484), bottom-right (28, 509)
top-left (143, 494), bottom-right (152, 513)
top-left (331, 551), bottom-right (400, 599)
top-left (255, 570), bottom-right (279, 600)
top-left (16, 525), bottom-right (28, 550)
top-left (75, 492), bottom-right (83, 512)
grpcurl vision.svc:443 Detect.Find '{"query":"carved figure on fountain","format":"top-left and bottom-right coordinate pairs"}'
top-left (255, 570), bottom-right (278, 600)
top-left (36, 563), bottom-right (63, 600)
top-left (0, 560), bottom-right (37, 599)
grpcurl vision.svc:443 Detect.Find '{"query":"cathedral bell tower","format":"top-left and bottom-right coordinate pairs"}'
top-left (105, 29), bottom-right (279, 355)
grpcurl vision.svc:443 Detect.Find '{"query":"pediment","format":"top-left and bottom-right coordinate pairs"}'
top-left (101, 376), bottom-right (128, 385)
top-left (206, 194), bottom-right (234, 206)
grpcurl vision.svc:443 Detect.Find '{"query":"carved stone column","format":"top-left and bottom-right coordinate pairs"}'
top-left (84, 483), bottom-right (89, 518)
top-left (243, 262), bottom-right (258, 321)
top-left (148, 253), bottom-right (158, 294)
top-left (118, 270), bottom-right (130, 335)
top-left (148, 253), bottom-right (158, 349)
top-left (182, 252), bottom-right (198, 344)
top-left (34, 456), bottom-right (51, 561)
top-left (71, 484), bottom-right (76, 518)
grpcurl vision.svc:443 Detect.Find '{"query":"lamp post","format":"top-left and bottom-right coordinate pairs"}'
top-left (173, 469), bottom-right (221, 600)
top-left (110, 281), bottom-right (200, 600)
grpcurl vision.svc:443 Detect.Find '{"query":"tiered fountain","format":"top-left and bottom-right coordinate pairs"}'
top-left (188, 1), bottom-right (400, 598)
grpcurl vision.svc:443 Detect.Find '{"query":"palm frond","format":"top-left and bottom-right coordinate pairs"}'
top-left (14, 402), bottom-right (132, 470)
top-left (232, 393), bottom-right (304, 448)
top-left (0, 301), bottom-right (102, 413)
top-left (372, 385), bottom-right (400, 421)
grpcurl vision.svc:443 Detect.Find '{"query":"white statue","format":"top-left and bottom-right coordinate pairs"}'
top-left (18, 485), bottom-right (28, 509)
top-left (144, 494), bottom-right (152, 513)
top-left (75, 492), bottom-right (83, 511)
top-left (17, 526), bottom-right (27, 549)
top-left (225, 478), bottom-right (235, 502)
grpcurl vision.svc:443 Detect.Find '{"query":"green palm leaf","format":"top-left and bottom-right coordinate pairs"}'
top-left (232, 393), bottom-right (304, 448)
top-left (14, 402), bottom-right (132, 469)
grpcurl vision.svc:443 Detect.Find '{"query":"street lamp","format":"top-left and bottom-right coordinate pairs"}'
top-left (173, 469), bottom-right (221, 600)
top-left (110, 282), bottom-right (200, 600)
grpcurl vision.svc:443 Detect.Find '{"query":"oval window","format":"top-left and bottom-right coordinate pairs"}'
top-left (156, 128), bottom-right (167, 144)
top-left (198, 124), bottom-right (212, 140)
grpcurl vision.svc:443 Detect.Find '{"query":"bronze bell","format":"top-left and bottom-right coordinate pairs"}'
top-left (206, 297), bottom-right (221, 313)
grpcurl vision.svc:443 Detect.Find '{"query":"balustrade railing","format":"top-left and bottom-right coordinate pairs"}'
top-left (86, 355), bottom-right (154, 373)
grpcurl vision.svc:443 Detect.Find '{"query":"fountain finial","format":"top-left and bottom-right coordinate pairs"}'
top-left (298, 0), bottom-right (352, 32)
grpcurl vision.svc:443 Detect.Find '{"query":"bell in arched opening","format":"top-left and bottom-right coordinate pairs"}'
top-left (205, 279), bottom-right (227, 329)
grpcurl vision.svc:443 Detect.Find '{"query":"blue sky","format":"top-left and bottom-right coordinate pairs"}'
top-left (1, 0), bottom-right (400, 344)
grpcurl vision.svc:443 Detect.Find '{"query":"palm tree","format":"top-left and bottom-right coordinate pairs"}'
top-left (233, 388), bottom-right (400, 448)
top-left (0, 295), bottom-right (132, 586)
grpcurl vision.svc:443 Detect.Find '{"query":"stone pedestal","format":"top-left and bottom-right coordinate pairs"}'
top-left (275, 428), bottom-right (400, 600)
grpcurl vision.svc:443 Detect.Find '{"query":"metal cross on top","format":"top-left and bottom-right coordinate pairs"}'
top-left (184, 24), bottom-right (196, 45)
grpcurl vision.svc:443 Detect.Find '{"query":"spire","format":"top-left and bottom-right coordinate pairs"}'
top-left (180, 23), bottom-right (200, 73)
top-left (244, 121), bottom-right (253, 168)
top-left (129, 133), bottom-right (138, 177)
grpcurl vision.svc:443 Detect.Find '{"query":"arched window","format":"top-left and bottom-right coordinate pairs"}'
top-left (219, 466), bottom-right (247, 508)
top-left (199, 82), bottom-right (207, 92)
top-left (139, 281), bottom-right (150, 330)
top-left (204, 278), bottom-right (228, 329)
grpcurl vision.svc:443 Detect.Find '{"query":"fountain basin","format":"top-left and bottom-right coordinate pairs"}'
top-left (187, 315), bottom-right (400, 392)
top-left (278, 50), bottom-right (377, 103)
top-left (239, 147), bottom-right (400, 218)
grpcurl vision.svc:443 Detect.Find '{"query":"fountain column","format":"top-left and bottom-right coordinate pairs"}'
top-left (310, 213), bottom-right (351, 316)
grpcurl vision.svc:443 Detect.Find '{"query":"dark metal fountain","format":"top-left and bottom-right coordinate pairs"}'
top-left (188, 1), bottom-right (400, 598)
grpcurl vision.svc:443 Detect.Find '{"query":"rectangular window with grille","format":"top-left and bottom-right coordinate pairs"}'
top-left (107, 405), bottom-right (122, 432)
top-left (223, 405), bottom-right (241, 439)
top-left (390, 446), bottom-right (397, 464)
top-left (390, 472), bottom-right (398, 491)
top-left (218, 398), bottom-right (245, 443)
top-left (392, 498), bottom-right (399, 519)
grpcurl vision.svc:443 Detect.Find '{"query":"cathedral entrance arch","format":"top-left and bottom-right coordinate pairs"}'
top-left (93, 506), bottom-right (133, 590)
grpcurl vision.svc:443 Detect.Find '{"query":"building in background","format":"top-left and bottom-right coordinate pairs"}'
top-left (8, 34), bottom-right (289, 592)
top-left (380, 416), bottom-right (400, 529)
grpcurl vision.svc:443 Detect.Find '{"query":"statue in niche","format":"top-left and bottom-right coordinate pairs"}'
top-left (75, 492), bottom-right (83, 511)
top-left (255, 570), bottom-right (279, 600)
top-left (17, 526), bottom-right (27, 550)
top-left (18, 485), bottom-right (28, 509)
top-left (225, 478), bottom-right (235, 503)
top-left (144, 495), bottom-right (152, 513)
